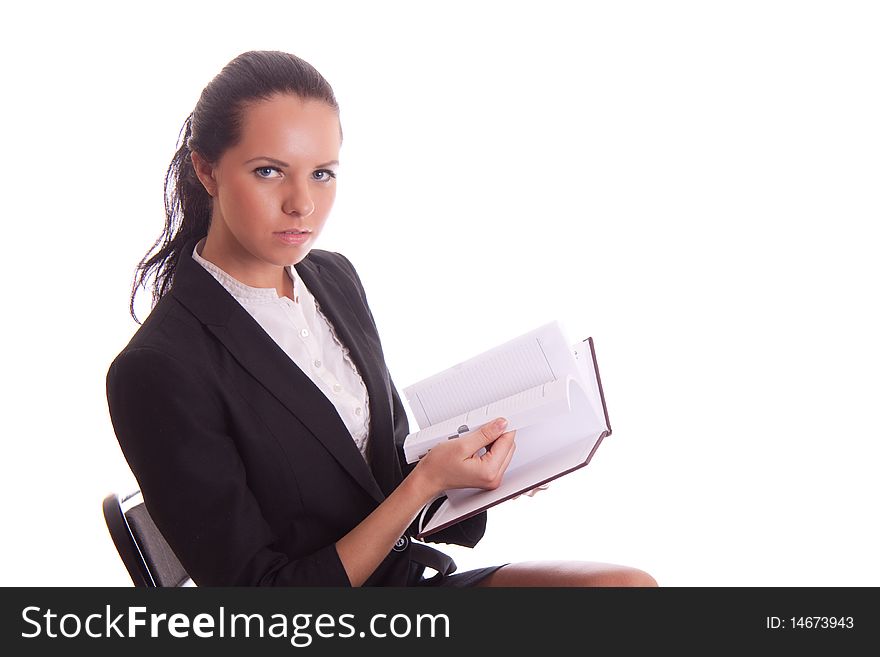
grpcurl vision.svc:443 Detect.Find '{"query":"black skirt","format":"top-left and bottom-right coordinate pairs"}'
top-left (408, 563), bottom-right (507, 587)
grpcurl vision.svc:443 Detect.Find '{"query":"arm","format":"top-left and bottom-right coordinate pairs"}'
top-left (108, 347), bottom-right (515, 587)
top-left (107, 347), bottom-right (352, 586)
top-left (336, 418), bottom-right (515, 586)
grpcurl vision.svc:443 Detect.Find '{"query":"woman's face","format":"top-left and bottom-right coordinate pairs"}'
top-left (194, 93), bottom-right (341, 281)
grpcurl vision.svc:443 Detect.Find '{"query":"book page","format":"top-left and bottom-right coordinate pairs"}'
top-left (407, 335), bottom-right (616, 538)
top-left (422, 437), bottom-right (604, 535)
top-left (419, 379), bottom-right (607, 535)
top-left (404, 321), bottom-right (576, 428)
top-left (403, 377), bottom-right (574, 464)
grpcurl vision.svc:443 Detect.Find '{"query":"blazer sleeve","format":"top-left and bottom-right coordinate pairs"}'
top-left (335, 253), bottom-right (488, 548)
top-left (106, 346), bottom-right (353, 587)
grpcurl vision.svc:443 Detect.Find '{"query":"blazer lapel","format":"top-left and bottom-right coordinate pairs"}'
top-left (170, 241), bottom-right (386, 504)
top-left (295, 257), bottom-right (403, 499)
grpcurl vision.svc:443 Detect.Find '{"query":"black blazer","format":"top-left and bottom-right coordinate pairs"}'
top-left (106, 239), bottom-right (486, 586)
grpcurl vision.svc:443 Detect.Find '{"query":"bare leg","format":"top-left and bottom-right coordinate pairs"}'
top-left (474, 560), bottom-right (658, 587)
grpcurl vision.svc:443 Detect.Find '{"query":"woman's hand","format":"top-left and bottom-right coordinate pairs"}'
top-left (336, 417), bottom-right (514, 586)
top-left (412, 417), bottom-right (517, 498)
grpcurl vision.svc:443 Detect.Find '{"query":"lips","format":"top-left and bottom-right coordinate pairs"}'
top-left (275, 230), bottom-right (312, 246)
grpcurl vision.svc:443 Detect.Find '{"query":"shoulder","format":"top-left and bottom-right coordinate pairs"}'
top-left (107, 293), bottom-right (218, 389)
top-left (304, 248), bottom-right (357, 276)
top-left (302, 248), bottom-right (368, 297)
top-left (114, 294), bottom-right (199, 358)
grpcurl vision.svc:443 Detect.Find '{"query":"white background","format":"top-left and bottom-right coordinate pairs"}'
top-left (1, 0), bottom-right (877, 586)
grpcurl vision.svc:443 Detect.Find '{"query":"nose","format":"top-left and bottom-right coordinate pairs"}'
top-left (281, 178), bottom-right (315, 217)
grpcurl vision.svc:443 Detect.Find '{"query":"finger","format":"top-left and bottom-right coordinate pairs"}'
top-left (482, 431), bottom-right (515, 463)
top-left (487, 443), bottom-right (516, 489)
top-left (493, 434), bottom-right (517, 478)
top-left (461, 417), bottom-right (509, 452)
top-left (485, 428), bottom-right (516, 453)
top-left (526, 483), bottom-right (550, 496)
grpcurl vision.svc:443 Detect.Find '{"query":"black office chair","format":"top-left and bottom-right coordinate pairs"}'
top-left (102, 490), bottom-right (193, 587)
top-left (104, 491), bottom-right (455, 586)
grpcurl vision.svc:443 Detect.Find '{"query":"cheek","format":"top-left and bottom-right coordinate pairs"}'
top-left (317, 186), bottom-right (337, 210)
top-left (222, 178), bottom-right (275, 218)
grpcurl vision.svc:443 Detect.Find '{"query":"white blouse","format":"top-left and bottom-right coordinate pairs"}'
top-left (192, 239), bottom-right (371, 458)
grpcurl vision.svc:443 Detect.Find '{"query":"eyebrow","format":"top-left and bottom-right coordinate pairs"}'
top-left (244, 156), bottom-right (339, 168)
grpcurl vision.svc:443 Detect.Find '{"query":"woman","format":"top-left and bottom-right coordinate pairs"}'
top-left (107, 50), bottom-right (657, 587)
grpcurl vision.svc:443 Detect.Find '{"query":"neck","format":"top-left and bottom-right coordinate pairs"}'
top-left (198, 234), bottom-right (293, 299)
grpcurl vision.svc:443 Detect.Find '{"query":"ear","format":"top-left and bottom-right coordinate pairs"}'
top-left (190, 151), bottom-right (218, 197)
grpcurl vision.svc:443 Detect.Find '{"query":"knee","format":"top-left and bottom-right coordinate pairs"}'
top-left (586, 566), bottom-right (658, 587)
top-left (618, 568), bottom-right (658, 587)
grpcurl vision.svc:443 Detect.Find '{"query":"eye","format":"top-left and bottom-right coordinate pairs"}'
top-left (313, 169), bottom-right (337, 183)
top-left (254, 166), bottom-right (282, 179)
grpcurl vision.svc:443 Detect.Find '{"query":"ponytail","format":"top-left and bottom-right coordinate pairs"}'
top-left (129, 114), bottom-right (212, 323)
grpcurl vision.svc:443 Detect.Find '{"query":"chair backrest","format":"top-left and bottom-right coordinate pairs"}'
top-left (102, 491), bottom-right (193, 587)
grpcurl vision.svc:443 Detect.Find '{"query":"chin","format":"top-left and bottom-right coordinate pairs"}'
top-left (284, 247), bottom-right (313, 265)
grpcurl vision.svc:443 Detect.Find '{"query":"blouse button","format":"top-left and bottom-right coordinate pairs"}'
top-left (314, 359), bottom-right (322, 368)
top-left (333, 383), bottom-right (342, 393)
top-left (299, 328), bottom-right (310, 338)
top-left (355, 407), bottom-right (362, 416)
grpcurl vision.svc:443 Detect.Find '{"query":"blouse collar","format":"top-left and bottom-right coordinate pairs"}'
top-left (192, 238), bottom-right (301, 304)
